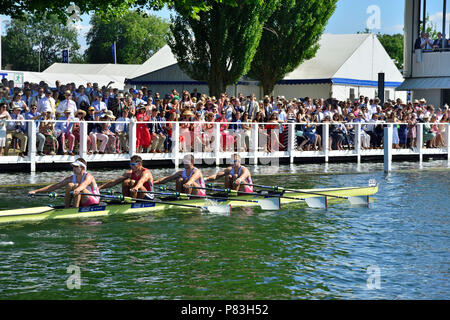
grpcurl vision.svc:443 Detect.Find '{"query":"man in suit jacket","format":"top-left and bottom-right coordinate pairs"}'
top-left (244, 93), bottom-right (259, 121)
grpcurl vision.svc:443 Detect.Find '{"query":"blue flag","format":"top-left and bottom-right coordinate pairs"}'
top-left (62, 49), bottom-right (69, 63)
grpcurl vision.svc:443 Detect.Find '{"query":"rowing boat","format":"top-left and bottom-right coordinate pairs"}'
top-left (0, 185), bottom-right (378, 225)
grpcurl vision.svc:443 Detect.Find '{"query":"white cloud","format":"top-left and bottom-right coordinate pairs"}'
top-left (428, 12), bottom-right (450, 33)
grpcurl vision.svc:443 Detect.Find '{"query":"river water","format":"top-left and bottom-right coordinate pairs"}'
top-left (0, 161), bottom-right (448, 299)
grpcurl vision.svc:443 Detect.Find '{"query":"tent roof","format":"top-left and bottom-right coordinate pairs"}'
top-left (43, 63), bottom-right (141, 78)
top-left (130, 45), bottom-right (178, 78)
top-left (283, 34), bottom-right (371, 80)
top-left (1, 69), bottom-right (127, 90)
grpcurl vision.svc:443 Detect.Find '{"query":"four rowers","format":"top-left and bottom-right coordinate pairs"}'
top-left (28, 157), bottom-right (100, 208)
top-left (28, 153), bottom-right (254, 208)
top-left (206, 154), bottom-right (253, 193)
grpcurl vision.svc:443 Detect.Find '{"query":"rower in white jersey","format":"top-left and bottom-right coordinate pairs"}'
top-left (154, 154), bottom-right (206, 196)
top-left (28, 158), bottom-right (100, 208)
top-left (206, 154), bottom-right (253, 193)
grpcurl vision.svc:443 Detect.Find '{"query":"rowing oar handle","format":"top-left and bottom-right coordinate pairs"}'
top-left (28, 192), bottom-right (63, 198)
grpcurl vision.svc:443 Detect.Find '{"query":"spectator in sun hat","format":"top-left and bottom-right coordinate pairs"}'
top-left (55, 108), bottom-right (76, 156)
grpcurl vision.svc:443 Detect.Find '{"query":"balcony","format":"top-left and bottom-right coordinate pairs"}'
top-left (412, 50), bottom-right (450, 78)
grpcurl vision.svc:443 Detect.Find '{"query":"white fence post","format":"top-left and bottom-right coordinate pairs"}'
top-left (28, 120), bottom-right (36, 172)
top-left (446, 123), bottom-right (450, 164)
top-left (252, 123), bottom-right (259, 165)
top-left (323, 123), bottom-right (329, 163)
top-left (172, 122), bottom-right (180, 168)
top-left (214, 122), bottom-right (221, 166)
top-left (384, 124), bottom-right (393, 173)
top-left (79, 121), bottom-right (88, 159)
top-left (128, 118), bottom-right (137, 156)
top-left (417, 123), bottom-right (423, 163)
top-left (355, 123), bottom-right (361, 163)
top-left (288, 122), bottom-right (295, 164)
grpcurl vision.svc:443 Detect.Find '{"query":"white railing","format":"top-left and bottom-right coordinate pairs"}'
top-left (0, 119), bottom-right (449, 172)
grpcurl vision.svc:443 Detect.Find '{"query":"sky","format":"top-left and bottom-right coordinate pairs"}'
top-left (1, 0), bottom-right (449, 54)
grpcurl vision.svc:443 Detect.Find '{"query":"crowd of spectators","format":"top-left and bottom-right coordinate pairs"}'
top-left (414, 31), bottom-right (450, 51)
top-left (0, 77), bottom-right (448, 157)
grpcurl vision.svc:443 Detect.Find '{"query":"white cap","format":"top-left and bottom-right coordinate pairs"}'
top-left (71, 160), bottom-right (86, 169)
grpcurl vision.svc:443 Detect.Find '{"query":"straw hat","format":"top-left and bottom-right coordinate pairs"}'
top-left (183, 110), bottom-right (194, 117)
top-left (104, 110), bottom-right (116, 119)
top-left (419, 98), bottom-right (426, 103)
top-left (413, 99), bottom-right (419, 104)
top-left (76, 109), bottom-right (86, 117)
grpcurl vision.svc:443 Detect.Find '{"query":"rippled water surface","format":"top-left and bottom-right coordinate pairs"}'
top-left (0, 161), bottom-right (448, 299)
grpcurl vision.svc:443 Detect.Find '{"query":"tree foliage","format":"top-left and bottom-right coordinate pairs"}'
top-left (168, 0), bottom-right (279, 97)
top-left (85, 11), bottom-right (170, 64)
top-left (248, 0), bottom-right (337, 95)
top-left (377, 33), bottom-right (404, 70)
top-left (1, 14), bottom-right (82, 71)
top-left (0, 0), bottom-right (241, 22)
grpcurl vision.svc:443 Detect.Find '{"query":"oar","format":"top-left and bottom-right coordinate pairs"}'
top-left (76, 192), bottom-right (231, 214)
top-left (136, 190), bottom-right (281, 211)
top-left (28, 192), bottom-right (65, 199)
top-left (241, 183), bottom-right (369, 207)
top-left (185, 185), bottom-right (327, 209)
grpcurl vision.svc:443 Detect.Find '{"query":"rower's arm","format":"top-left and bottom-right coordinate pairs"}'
top-left (29, 176), bottom-right (71, 194)
top-left (74, 173), bottom-right (94, 193)
top-left (206, 168), bottom-right (229, 181)
top-left (154, 171), bottom-right (180, 185)
top-left (236, 167), bottom-right (250, 183)
top-left (185, 170), bottom-right (201, 186)
top-left (133, 170), bottom-right (153, 190)
top-left (99, 174), bottom-right (128, 190)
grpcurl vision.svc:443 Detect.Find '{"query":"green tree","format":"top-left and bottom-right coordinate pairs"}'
top-left (0, 0), bottom-right (241, 21)
top-left (168, 0), bottom-right (279, 97)
top-left (248, 0), bottom-right (337, 96)
top-left (1, 14), bottom-right (81, 71)
top-left (85, 11), bottom-right (170, 64)
top-left (377, 33), bottom-right (404, 70)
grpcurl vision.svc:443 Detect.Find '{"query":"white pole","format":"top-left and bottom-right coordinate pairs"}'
top-left (214, 122), bottom-right (220, 166)
top-left (128, 118), bottom-right (136, 156)
top-left (252, 123), bottom-right (259, 166)
top-left (288, 122), bottom-right (295, 164)
top-left (417, 123), bottom-right (423, 163)
top-left (28, 120), bottom-right (36, 172)
top-left (355, 123), bottom-right (361, 163)
top-left (447, 123), bottom-right (450, 165)
top-left (173, 122), bottom-right (180, 169)
top-left (79, 121), bottom-right (88, 158)
top-left (384, 124), bottom-right (392, 173)
top-left (323, 123), bottom-right (329, 163)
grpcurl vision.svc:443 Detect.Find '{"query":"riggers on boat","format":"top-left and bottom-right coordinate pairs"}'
top-left (0, 185), bottom-right (378, 225)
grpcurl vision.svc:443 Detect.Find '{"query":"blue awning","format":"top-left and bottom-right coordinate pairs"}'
top-left (396, 77), bottom-right (450, 90)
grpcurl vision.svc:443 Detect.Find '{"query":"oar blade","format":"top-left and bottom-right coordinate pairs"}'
top-left (305, 197), bottom-right (327, 209)
top-left (257, 197), bottom-right (281, 210)
top-left (348, 196), bottom-right (369, 207)
top-left (204, 204), bottom-right (231, 215)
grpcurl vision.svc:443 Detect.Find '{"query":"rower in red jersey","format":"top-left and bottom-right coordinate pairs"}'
top-left (99, 155), bottom-right (155, 199)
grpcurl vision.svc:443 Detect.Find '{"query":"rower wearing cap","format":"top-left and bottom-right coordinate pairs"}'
top-left (98, 155), bottom-right (155, 199)
top-left (206, 154), bottom-right (253, 193)
top-left (154, 154), bottom-right (206, 196)
top-left (28, 158), bottom-right (100, 208)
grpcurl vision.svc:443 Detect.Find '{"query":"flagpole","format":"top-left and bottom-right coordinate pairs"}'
top-left (114, 41), bottom-right (117, 64)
